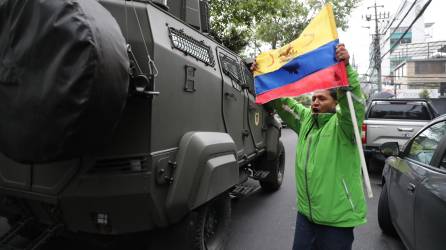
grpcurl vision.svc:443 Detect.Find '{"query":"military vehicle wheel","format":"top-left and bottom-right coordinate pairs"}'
top-left (258, 140), bottom-right (285, 192)
top-left (378, 182), bottom-right (396, 236)
top-left (186, 193), bottom-right (231, 250)
top-left (145, 194), bottom-right (230, 250)
top-left (6, 217), bottom-right (42, 239)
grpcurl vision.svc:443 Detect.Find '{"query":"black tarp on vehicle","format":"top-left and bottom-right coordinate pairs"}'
top-left (0, 0), bottom-right (130, 163)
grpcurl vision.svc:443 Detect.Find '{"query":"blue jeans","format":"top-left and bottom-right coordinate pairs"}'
top-left (292, 213), bottom-right (354, 250)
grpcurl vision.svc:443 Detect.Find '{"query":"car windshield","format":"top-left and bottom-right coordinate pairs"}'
top-left (368, 103), bottom-right (431, 120)
top-left (407, 121), bottom-right (446, 164)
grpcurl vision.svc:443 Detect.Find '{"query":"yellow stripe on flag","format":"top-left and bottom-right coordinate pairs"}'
top-left (254, 3), bottom-right (338, 76)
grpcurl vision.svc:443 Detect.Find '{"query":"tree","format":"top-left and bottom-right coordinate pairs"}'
top-left (294, 94), bottom-right (312, 107)
top-left (209, 0), bottom-right (361, 54)
top-left (419, 89), bottom-right (430, 99)
top-left (306, 0), bottom-right (360, 32)
top-left (208, 1), bottom-right (253, 54)
top-left (255, 0), bottom-right (308, 49)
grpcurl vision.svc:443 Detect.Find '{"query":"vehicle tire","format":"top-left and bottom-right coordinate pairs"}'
top-left (6, 217), bottom-right (42, 239)
top-left (0, 0), bottom-right (129, 163)
top-left (258, 140), bottom-right (285, 192)
top-left (149, 194), bottom-right (231, 250)
top-left (367, 157), bottom-right (384, 174)
top-left (184, 193), bottom-right (231, 250)
top-left (366, 156), bottom-right (373, 172)
top-left (378, 183), bottom-right (397, 236)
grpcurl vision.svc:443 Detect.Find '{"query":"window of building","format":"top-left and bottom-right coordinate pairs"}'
top-left (391, 27), bottom-right (410, 33)
top-left (390, 37), bottom-right (412, 46)
top-left (415, 61), bottom-right (446, 74)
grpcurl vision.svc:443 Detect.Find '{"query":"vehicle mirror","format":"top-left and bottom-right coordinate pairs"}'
top-left (380, 142), bottom-right (400, 157)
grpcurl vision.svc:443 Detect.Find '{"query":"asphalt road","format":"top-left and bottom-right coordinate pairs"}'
top-left (0, 128), bottom-right (406, 250)
top-left (226, 128), bottom-right (406, 250)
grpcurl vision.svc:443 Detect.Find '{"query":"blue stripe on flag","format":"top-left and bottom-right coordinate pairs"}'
top-left (255, 39), bottom-right (339, 94)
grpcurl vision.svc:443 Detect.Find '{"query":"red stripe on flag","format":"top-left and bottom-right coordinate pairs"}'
top-left (255, 63), bottom-right (348, 104)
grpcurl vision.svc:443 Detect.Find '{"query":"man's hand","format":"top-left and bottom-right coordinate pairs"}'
top-left (250, 61), bottom-right (258, 73)
top-left (336, 43), bottom-right (350, 66)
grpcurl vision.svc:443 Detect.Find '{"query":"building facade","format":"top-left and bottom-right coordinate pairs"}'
top-left (393, 58), bottom-right (446, 97)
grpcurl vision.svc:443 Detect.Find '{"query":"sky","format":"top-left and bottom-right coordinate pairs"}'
top-left (338, 0), bottom-right (446, 76)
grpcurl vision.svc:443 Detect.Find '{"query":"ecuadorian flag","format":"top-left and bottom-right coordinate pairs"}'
top-left (254, 3), bottom-right (348, 104)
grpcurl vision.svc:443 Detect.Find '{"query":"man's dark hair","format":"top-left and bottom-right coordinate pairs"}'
top-left (329, 88), bottom-right (337, 101)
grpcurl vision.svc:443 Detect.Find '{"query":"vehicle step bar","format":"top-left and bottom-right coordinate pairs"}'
top-left (230, 183), bottom-right (260, 198)
top-left (0, 217), bottom-right (63, 250)
top-left (252, 170), bottom-right (270, 180)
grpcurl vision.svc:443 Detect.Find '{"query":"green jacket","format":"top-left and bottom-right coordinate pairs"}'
top-left (271, 65), bottom-right (367, 227)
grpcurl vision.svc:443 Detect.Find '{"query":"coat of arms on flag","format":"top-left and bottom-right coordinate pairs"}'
top-left (254, 3), bottom-right (349, 104)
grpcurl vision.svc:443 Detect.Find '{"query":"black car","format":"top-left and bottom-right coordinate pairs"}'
top-left (378, 114), bottom-right (446, 250)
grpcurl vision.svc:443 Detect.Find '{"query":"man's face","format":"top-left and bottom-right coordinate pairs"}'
top-left (311, 90), bottom-right (337, 114)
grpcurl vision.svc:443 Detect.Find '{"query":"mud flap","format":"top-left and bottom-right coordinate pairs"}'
top-left (165, 132), bottom-right (238, 223)
top-left (265, 115), bottom-right (282, 160)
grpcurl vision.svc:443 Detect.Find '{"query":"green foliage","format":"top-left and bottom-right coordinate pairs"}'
top-left (208, 0), bottom-right (361, 53)
top-left (208, 0), bottom-right (252, 53)
top-left (255, 0), bottom-right (308, 49)
top-left (306, 0), bottom-right (361, 32)
top-left (294, 94), bottom-right (312, 107)
top-left (418, 89), bottom-right (430, 99)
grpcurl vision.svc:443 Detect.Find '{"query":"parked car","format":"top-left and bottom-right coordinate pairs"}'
top-left (363, 99), bottom-right (439, 170)
top-left (378, 114), bottom-right (446, 250)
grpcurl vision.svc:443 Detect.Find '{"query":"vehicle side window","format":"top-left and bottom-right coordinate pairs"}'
top-left (241, 63), bottom-right (255, 96)
top-left (440, 152), bottom-right (446, 170)
top-left (407, 121), bottom-right (446, 165)
top-left (220, 53), bottom-right (243, 91)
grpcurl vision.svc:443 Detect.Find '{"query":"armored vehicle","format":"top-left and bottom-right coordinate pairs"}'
top-left (0, 0), bottom-right (284, 249)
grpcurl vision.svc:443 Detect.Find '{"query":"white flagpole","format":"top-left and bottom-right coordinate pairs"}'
top-left (346, 91), bottom-right (373, 198)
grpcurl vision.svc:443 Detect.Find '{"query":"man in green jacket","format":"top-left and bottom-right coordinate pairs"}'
top-left (267, 44), bottom-right (367, 250)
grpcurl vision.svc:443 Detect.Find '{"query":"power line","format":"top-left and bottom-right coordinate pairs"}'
top-left (384, 75), bottom-right (446, 79)
top-left (380, 0), bottom-right (418, 48)
top-left (362, 82), bottom-right (442, 86)
top-left (363, 3), bottom-right (389, 92)
top-left (380, 0), bottom-right (408, 35)
top-left (380, 0), bottom-right (432, 60)
top-left (361, 74), bottom-right (446, 79)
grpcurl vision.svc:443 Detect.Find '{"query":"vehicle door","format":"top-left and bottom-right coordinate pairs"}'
top-left (217, 48), bottom-right (246, 160)
top-left (388, 121), bottom-right (444, 249)
top-left (240, 62), bottom-right (266, 151)
top-left (412, 120), bottom-right (446, 250)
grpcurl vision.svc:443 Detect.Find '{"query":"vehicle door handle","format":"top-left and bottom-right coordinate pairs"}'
top-left (407, 183), bottom-right (416, 193)
top-left (398, 127), bottom-right (414, 132)
top-left (225, 92), bottom-right (237, 100)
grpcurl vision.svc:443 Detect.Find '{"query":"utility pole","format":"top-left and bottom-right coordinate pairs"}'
top-left (364, 2), bottom-right (389, 92)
